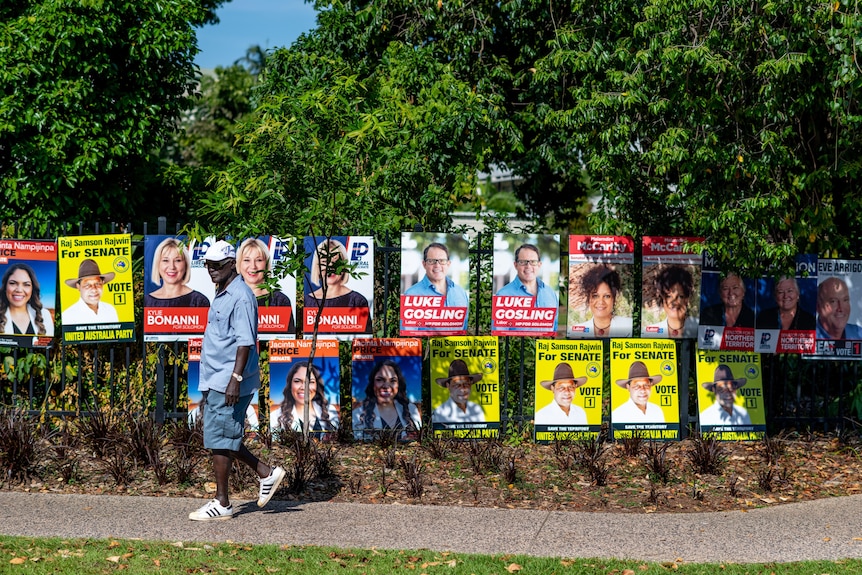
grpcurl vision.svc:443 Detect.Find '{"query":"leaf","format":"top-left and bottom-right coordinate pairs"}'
top-left (106, 556), bottom-right (121, 563)
top-left (505, 563), bottom-right (522, 572)
top-left (9, 558), bottom-right (26, 565)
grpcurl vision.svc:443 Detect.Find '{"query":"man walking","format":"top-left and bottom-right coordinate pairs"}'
top-left (189, 240), bottom-right (285, 521)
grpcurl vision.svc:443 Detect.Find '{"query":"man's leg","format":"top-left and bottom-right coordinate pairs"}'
top-left (233, 444), bottom-right (271, 479)
top-left (212, 450), bottom-right (233, 508)
top-left (232, 441), bottom-right (285, 508)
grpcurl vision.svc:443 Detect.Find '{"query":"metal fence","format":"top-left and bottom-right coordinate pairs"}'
top-left (1, 223), bottom-right (860, 435)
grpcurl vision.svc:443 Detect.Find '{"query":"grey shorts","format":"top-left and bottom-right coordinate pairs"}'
top-left (201, 390), bottom-right (253, 451)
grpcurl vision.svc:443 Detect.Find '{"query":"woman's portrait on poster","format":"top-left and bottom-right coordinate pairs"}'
top-left (237, 238), bottom-right (295, 333)
top-left (352, 359), bottom-right (421, 440)
top-left (144, 238), bottom-right (210, 308)
top-left (305, 238), bottom-right (371, 332)
top-left (273, 361), bottom-right (339, 433)
top-left (572, 265), bottom-right (633, 337)
top-left (0, 263), bottom-right (54, 336)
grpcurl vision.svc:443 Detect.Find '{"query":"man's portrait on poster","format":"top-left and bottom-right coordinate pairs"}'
top-left (62, 259), bottom-right (120, 324)
top-left (433, 359), bottom-right (486, 423)
top-left (534, 363), bottom-right (587, 425)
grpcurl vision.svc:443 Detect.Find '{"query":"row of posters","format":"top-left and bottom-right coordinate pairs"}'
top-left (2, 234), bottom-right (861, 358)
top-left (186, 337), bottom-right (765, 442)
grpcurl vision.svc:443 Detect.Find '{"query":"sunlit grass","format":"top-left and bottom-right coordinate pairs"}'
top-left (0, 536), bottom-right (860, 574)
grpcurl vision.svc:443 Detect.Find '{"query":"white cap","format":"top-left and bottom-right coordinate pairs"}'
top-left (204, 240), bottom-right (236, 262)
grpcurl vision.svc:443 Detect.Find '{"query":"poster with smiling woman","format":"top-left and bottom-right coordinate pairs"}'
top-left (143, 235), bottom-right (212, 342)
top-left (568, 235), bottom-right (635, 339)
top-left (0, 240), bottom-right (57, 348)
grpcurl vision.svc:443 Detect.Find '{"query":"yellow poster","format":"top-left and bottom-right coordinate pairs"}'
top-left (58, 234), bottom-right (135, 344)
top-left (534, 339), bottom-right (603, 443)
top-left (695, 350), bottom-right (766, 440)
top-left (429, 336), bottom-right (499, 439)
top-left (609, 338), bottom-right (680, 440)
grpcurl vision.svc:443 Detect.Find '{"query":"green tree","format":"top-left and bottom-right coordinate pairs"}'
top-left (0, 0), bottom-right (227, 227)
top-left (162, 54), bottom-right (261, 220)
top-left (302, 0), bottom-right (594, 228)
top-left (199, 42), bottom-right (516, 240)
top-left (534, 0), bottom-right (862, 272)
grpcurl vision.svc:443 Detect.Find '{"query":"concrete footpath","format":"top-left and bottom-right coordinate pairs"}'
top-left (0, 492), bottom-right (861, 563)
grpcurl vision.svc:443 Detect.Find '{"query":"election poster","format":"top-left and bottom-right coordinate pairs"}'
top-left (351, 338), bottom-right (422, 441)
top-left (429, 336), bottom-right (499, 439)
top-left (754, 255), bottom-right (817, 354)
top-left (811, 259), bottom-right (862, 358)
top-left (641, 236), bottom-right (704, 339)
top-left (187, 338), bottom-right (203, 425)
top-left (698, 253), bottom-right (756, 351)
top-left (302, 236), bottom-right (373, 339)
top-left (400, 232), bottom-right (471, 336)
top-left (609, 338), bottom-right (680, 441)
top-left (58, 234), bottom-right (135, 344)
top-left (269, 339), bottom-right (341, 436)
top-left (187, 338), bottom-right (259, 432)
top-left (568, 235), bottom-right (636, 338)
top-left (236, 236), bottom-right (296, 340)
top-left (143, 235), bottom-right (212, 342)
top-left (534, 339), bottom-right (603, 443)
top-left (695, 350), bottom-right (766, 440)
top-left (491, 234), bottom-right (560, 337)
top-left (0, 239), bottom-right (57, 348)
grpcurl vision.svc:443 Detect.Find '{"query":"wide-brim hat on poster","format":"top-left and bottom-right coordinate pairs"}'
top-left (615, 360), bottom-right (663, 388)
top-left (435, 359), bottom-right (483, 387)
top-left (540, 363), bottom-right (588, 390)
top-left (64, 259), bottom-right (115, 287)
top-left (702, 364), bottom-right (747, 392)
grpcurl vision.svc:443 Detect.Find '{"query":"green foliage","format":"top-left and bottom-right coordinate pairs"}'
top-left (200, 41), bottom-right (514, 239)
top-left (0, 0), bottom-right (225, 226)
top-left (534, 0), bottom-right (862, 273)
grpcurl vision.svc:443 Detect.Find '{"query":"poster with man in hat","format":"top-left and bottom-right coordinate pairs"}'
top-left (695, 350), bottom-right (765, 440)
top-left (609, 338), bottom-right (680, 440)
top-left (429, 336), bottom-right (499, 439)
top-left (58, 234), bottom-right (135, 344)
top-left (534, 339), bottom-right (603, 442)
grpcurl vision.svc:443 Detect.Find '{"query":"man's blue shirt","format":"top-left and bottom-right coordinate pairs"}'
top-left (200, 275), bottom-right (260, 395)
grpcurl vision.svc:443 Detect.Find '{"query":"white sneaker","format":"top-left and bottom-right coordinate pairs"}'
top-left (188, 499), bottom-right (233, 521)
top-left (258, 466), bottom-right (286, 507)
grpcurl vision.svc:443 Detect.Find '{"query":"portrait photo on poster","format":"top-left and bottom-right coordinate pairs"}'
top-left (268, 340), bottom-right (341, 435)
top-left (492, 233), bottom-right (560, 337)
top-left (237, 236), bottom-right (296, 337)
top-left (815, 259), bottom-right (862, 342)
top-left (351, 341), bottom-right (422, 441)
top-left (302, 236), bottom-right (373, 337)
top-left (400, 232), bottom-right (471, 336)
top-left (569, 264), bottom-right (635, 338)
top-left (58, 234), bottom-right (135, 344)
top-left (0, 240), bottom-right (57, 347)
top-left (142, 236), bottom-right (214, 341)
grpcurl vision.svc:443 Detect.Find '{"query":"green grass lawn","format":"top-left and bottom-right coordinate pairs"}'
top-left (0, 536), bottom-right (859, 574)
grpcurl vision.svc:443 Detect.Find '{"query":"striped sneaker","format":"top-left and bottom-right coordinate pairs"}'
top-left (258, 466), bottom-right (286, 507)
top-left (188, 499), bottom-right (233, 521)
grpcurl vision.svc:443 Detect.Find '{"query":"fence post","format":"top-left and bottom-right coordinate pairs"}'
top-left (155, 344), bottom-right (166, 423)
